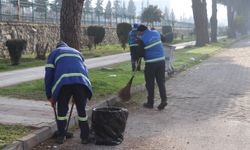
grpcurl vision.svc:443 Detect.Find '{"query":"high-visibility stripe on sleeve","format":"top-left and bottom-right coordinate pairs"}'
top-left (145, 56), bottom-right (165, 63)
top-left (57, 116), bottom-right (67, 120)
top-left (55, 54), bottom-right (83, 64)
top-left (51, 73), bottom-right (91, 94)
top-left (78, 116), bottom-right (88, 122)
top-left (45, 64), bottom-right (55, 68)
top-left (145, 41), bottom-right (162, 50)
top-left (129, 44), bottom-right (138, 47)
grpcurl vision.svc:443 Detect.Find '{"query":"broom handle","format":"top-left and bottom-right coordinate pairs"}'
top-left (65, 98), bottom-right (74, 133)
top-left (132, 57), bottom-right (142, 77)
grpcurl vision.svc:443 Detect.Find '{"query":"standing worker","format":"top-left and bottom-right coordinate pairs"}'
top-left (137, 25), bottom-right (167, 110)
top-left (45, 41), bottom-right (93, 144)
top-left (128, 23), bottom-right (141, 71)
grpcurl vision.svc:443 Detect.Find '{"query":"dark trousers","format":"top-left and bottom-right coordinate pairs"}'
top-left (130, 46), bottom-right (141, 71)
top-left (57, 84), bottom-right (89, 139)
top-left (144, 61), bottom-right (167, 105)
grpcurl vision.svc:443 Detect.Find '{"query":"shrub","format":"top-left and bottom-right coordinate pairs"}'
top-left (5, 39), bottom-right (27, 65)
top-left (116, 23), bottom-right (132, 50)
top-left (87, 26), bottom-right (105, 50)
top-left (162, 25), bottom-right (174, 43)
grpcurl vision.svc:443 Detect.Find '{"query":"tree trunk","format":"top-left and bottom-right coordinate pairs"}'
top-left (60, 0), bottom-right (84, 50)
top-left (210, 0), bottom-right (217, 42)
top-left (227, 3), bottom-right (236, 38)
top-left (192, 0), bottom-right (209, 46)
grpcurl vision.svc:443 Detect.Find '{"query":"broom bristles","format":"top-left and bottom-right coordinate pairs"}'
top-left (118, 76), bottom-right (134, 101)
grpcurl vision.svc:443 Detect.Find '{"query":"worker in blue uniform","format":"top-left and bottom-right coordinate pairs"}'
top-left (137, 25), bottom-right (167, 110)
top-left (128, 23), bottom-right (141, 71)
top-left (45, 41), bottom-right (92, 144)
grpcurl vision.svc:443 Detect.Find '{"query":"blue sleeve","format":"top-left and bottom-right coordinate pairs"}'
top-left (44, 50), bottom-right (57, 99)
top-left (79, 53), bottom-right (89, 77)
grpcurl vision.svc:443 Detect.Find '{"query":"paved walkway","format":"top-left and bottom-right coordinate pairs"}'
top-left (35, 39), bottom-right (250, 149)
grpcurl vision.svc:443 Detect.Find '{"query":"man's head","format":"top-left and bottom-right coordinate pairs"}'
top-left (56, 41), bottom-right (68, 48)
top-left (137, 24), bottom-right (148, 32)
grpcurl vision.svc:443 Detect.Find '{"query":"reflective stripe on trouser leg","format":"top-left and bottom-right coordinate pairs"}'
top-left (57, 116), bottom-right (67, 137)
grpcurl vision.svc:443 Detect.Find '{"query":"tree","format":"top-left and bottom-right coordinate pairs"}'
top-left (218, 0), bottom-right (250, 38)
top-left (104, 0), bottom-right (112, 25)
top-left (170, 9), bottom-right (176, 30)
top-left (84, 0), bottom-right (92, 12)
top-left (34, 0), bottom-right (48, 14)
top-left (192, 0), bottom-right (209, 46)
top-left (210, 0), bottom-right (217, 42)
top-left (141, 5), bottom-right (162, 27)
top-left (113, 0), bottom-right (122, 24)
top-left (163, 6), bottom-right (170, 25)
top-left (50, 0), bottom-right (62, 12)
top-left (127, 0), bottom-right (136, 17)
top-left (95, 0), bottom-right (104, 24)
top-left (60, 0), bottom-right (84, 50)
top-left (121, 1), bottom-right (127, 17)
top-left (10, 0), bottom-right (32, 20)
top-left (218, 0), bottom-right (237, 38)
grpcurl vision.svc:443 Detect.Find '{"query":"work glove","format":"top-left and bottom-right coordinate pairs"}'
top-left (48, 97), bottom-right (55, 108)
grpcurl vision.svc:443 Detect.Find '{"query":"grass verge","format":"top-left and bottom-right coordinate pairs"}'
top-left (0, 38), bottom-right (236, 101)
top-left (0, 124), bottom-right (30, 149)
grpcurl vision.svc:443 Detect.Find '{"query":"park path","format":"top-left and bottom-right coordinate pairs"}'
top-left (35, 38), bottom-right (250, 150)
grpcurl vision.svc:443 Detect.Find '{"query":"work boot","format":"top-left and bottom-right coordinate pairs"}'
top-left (56, 136), bottom-right (65, 144)
top-left (65, 132), bottom-right (73, 139)
top-left (143, 103), bottom-right (153, 109)
top-left (157, 101), bottom-right (168, 110)
top-left (81, 138), bottom-right (90, 144)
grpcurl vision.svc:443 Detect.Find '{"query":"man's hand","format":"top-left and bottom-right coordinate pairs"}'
top-left (48, 97), bottom-right (55, 108)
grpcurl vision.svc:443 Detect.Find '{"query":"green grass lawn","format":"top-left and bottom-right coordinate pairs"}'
top-left (81, 43), bottom-right (129, 58)
top-left (0, 124), bottom-right (30, 149)
top-left (0, 38), bottom-right (234, 101)
top-left (0, 56), bottom-right (46, 72)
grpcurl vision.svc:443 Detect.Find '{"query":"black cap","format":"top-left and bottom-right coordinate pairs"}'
top-left (56, 41), bottom-right (68, 48)
top-left (137, 24), bottom-right (148, 32)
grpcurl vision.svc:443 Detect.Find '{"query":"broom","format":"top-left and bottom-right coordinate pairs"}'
top-left (118, 57), bottom-right (142, 101)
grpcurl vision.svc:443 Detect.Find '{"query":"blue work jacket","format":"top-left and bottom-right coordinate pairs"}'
top-left (44, 43), bottom-right (92, 101)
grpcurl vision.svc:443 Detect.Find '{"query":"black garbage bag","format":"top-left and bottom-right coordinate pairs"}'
top-left (92, 106), bottom-right (129, 145)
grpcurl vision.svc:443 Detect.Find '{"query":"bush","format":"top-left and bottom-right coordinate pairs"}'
top-left (5, 39), bottom-right (27, 65)
top-left (162, 25), bottom-right (174, 43)
top-left (116, 23), bottom-right (132, 50)
top-left (87, 26), bottom-right (105, 50)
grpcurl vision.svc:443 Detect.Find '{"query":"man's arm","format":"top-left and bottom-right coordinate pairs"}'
top-left (44, 51), bottom-right (56, 99)
top-left (136, 38), bottom-right (145, 57)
